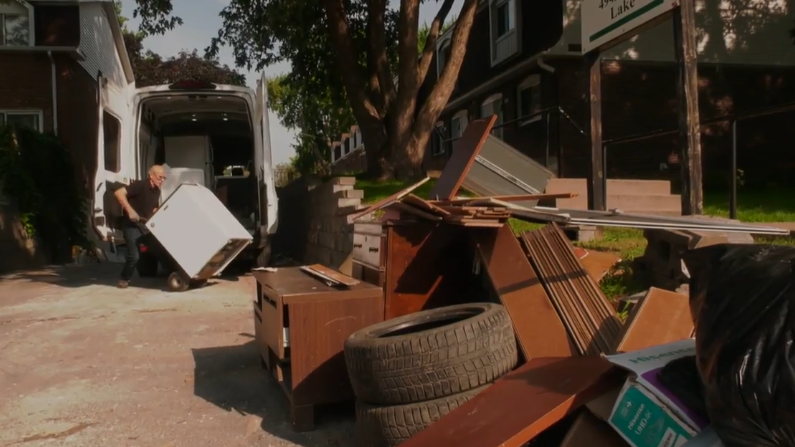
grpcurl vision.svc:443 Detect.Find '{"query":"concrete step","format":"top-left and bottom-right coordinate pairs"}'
top-left (546, 178), bottom-right (673, 197)
top-left (606, 194), bottom-right (682, 213)
top-left (549, 194), bottom-right (682, 215)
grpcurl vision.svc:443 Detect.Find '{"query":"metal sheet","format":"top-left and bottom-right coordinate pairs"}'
top-left (509, 206), bottom-right (789, 235)
top-left (462, 135), bottom-right (555, 204)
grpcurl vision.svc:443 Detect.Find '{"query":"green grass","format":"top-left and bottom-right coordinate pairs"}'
top-left (703, 187), bottom-right (795, 222)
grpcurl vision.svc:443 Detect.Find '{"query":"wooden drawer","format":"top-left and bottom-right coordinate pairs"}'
top-left (353, 224), bottom-right (386, 269)
top-left (352, 261), bottom-right (385, 287)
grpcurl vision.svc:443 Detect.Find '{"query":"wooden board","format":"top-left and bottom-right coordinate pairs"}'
top-left (614, 287), bottom-right (693, 353)
top-left (428, 116), bottom-right (496, 201)
top-left (345, 177), bottom-right (430, 224)
top-left (397, 356), bottom-right (625, 447)
top-left (299, 264), bottom-right (360, 287)
top-left (473, 225), bottom-right (576, 360)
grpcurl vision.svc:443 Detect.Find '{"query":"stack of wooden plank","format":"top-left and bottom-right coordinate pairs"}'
top-left (519, 223), bottom-right (623, 355)
top-left (385, 192), bottom-right (576, 228)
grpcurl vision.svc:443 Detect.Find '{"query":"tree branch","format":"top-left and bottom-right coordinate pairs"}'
top-left (417, 0), bottom-right (456, 87)
top-left (390, 0), bottom-right (422, 141)
top-left (413, 0), bottom-right (478, 140)
top-left (321, 0), bottom-right (382, 129)
top-left (367, 0), bottom-right (396, 115)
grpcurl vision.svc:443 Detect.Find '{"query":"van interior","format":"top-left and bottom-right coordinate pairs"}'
top-left (137, 93), bottom-right (259, 231)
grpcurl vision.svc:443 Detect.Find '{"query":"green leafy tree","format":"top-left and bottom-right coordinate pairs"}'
top-left (115, 1), bottom-right (245, 87)
top-left (128, 0), bottom-right (479, 179)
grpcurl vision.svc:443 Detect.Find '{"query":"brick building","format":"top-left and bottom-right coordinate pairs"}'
top-left (333, 0), bottom-right (795, 190)
top-left (0, 0), bottom-right (133, 271)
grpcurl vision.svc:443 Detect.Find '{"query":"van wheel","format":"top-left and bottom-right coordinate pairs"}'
top-left (167, 271), bottom-right (190, 292)
top-left (256, 243), bottom-right (272, 268)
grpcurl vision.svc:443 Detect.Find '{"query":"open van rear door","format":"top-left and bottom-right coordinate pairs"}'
top-left (91, 73), bottom-right (136, 258)
top-left (255, 74), bottom-right (278, 236)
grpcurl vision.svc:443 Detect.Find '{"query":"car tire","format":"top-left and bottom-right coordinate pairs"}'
top-left (355, 385), bottom-right (490, 447)
top-left (344, 303), bottom-right (518, 405)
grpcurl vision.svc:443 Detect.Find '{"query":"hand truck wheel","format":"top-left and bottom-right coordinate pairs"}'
top-left (167, 271), bottom-right (190, 292)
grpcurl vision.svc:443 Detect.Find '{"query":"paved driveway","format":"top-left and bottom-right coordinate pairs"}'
top-left (0, 264), bottom-right (355, 447)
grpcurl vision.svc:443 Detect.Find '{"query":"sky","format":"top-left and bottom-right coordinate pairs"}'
top-left (119, 0), bottom-right (464, 166)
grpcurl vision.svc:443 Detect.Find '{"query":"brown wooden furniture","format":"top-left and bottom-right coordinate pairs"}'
top-left (352, 220), bottom-right (474, 320)
top-left (252, 268), bottom-right (383, 432)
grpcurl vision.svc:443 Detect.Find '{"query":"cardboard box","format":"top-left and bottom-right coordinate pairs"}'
top-left (606, 339), bottom-right (710, 447)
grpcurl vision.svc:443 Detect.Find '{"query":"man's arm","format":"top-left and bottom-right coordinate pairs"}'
top-left (114, 186), bottom-right (140, 221)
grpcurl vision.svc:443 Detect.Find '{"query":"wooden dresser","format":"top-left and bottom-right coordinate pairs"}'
top-left (252, 268), bottom-right (383, 431)
top-left (352, 220), bottom-right (474, 320)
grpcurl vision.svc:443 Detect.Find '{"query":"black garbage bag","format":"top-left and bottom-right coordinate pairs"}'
top-left (682, 243), bottom-right (795, 447)
top-left (657, 355), bottom-right (708, 420)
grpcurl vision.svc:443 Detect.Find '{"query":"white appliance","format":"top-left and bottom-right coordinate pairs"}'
top-left (163, 135), bottom-right (214, 187)
top-left (146, 183), bottom-right (252, 279)
top-left (160, 167), bottom-right (205, 203)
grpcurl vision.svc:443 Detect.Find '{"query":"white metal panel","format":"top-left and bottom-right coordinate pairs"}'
top-left (164, 136), bottom-right (208, 171)
top-left (160, 168), bottom-right (205, 203)
top-left (77, 2), bottom-right (126, 85)
top-left (146, 184), bottom-right (252, 278)
top-left (255, 73), bottom-right (279, 235)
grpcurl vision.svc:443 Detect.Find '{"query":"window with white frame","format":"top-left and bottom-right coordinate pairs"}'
top-left (0, 110), bottom-right (42, 131)
top-left (489, 0), bottom-right (519, 66)
top-left (450, 109), bottom-right (468, 141)
top-left (481, 94), bottom-right (503, 139)
top-left (517, 74), bottom-right (542, 125)
top-left (1, 1), bottom-right (32, 47)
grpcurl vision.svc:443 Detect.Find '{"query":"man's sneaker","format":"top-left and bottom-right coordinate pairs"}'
top-left (118, 280), bottom-right (129, 289)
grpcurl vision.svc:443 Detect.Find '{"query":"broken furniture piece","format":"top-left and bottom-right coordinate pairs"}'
top-left (252, 267), bottom-right (383, 431)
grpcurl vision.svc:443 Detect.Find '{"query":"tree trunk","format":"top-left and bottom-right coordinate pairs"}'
top-left (361, 121), bottom-right (392, 179)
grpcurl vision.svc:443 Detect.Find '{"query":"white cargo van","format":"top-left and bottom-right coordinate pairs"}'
top-left (91, 77), bottom-right (278, 267)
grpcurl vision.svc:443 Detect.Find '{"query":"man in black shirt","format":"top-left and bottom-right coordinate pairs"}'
top-left (114, 165), bottom-right (167, 288)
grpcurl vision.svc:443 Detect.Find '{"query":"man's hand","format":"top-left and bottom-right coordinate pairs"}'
top-left (128, 210), bottom-right (141, 223)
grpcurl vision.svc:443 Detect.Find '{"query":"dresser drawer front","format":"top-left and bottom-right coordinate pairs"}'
top-left (353, 232), bottom-right (385, 268)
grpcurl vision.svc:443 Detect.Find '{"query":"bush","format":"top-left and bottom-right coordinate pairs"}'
top-left (0, 125), bottom-right (90, 262)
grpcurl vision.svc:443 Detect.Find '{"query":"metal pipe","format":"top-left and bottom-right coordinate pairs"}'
top-left (47, 51), bottom-right (58, 135)
top-left (730, 120), bottom-right (738, 219)
top-left (602, 144), bottom-right (608, 210)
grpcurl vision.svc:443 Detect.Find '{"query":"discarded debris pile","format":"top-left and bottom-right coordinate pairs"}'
top-left (249, 118), bottom-right (791, 445)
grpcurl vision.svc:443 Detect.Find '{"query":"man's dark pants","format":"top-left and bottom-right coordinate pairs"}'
top-left (121, 224), bottom-right (143, 281)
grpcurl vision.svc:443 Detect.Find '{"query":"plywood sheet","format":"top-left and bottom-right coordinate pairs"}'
top-left (428, 116), bottom-right (496, 200)
top-left (473, 225), bottom-right (575, 359)
top-left (614, 287), bottom-right (693, 353)
top-left (397, 356), bottom-right (625, 447)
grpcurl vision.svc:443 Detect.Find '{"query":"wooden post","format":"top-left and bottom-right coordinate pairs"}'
top-left (585, 50), bottom-right (605, 211)
top-left (673, 0), bottom-right (703, 215)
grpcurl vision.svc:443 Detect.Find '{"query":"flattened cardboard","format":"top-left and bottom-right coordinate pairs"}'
top-left (606, 340), bottom-right (710, 447)
top-left (615, 287), bottom-right (693, 353)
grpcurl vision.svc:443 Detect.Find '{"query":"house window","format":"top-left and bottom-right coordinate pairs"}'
top-left (1, 13), bottom-right (31, 46)
top-left (431, 121), bottom-right (446, 157)
top-left (103, 110), bottom-right (121, 173)
top-left (0, 110), bottom-right (42, 131)
top-left (518, 74), bottom-right (542, 125)
top-left (495, 0), bottom-right (515, 38)
top-left (450, 109), bottom-right (468, 141)
top-left (481, 94), bottom-right (503, 140)
top-left (489, 0), bottom-right (519, 66)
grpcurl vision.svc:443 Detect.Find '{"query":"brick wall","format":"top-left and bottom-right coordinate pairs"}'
top-left (0, 53), bottom-right (55, 132)
top-left (273, 176), bottom-right (364, 275)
